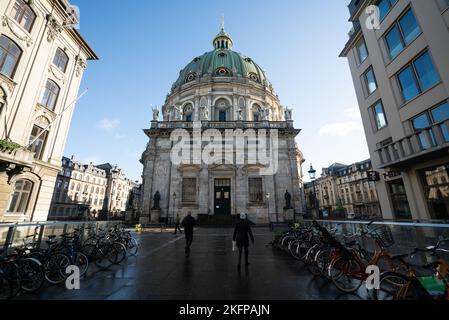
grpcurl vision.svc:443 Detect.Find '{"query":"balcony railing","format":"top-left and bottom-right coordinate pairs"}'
top-left (149, 121), bottom-right (294, 130)
top-left (376, 120), bottom-right (449, 168)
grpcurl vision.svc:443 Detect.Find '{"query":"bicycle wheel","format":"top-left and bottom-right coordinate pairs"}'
top-left (289, 240), bottom-right (302, 260)
top-left (44, 253), bottom-right (70, 284)
top-left (72, 252), bottom-right (89, 277)
top-left (18, 258), bottom-right (44, 293)
top-left (305, 246), bottom-right (321, 276)
top-left (95, 245), bottom-right (117, 270)
top-left (0, 262), bottom-right (21, 297)
top-left (0, 273), bottom-right (12, 300)
top-left (126, 237), bottom-right (139, 256)
top-left (111, 242), bottom-right (127, 264)
top-left (81, 244), bottom-right (97, 262)
top-left (374, 272), bottom-right (427, 300)
top-left (329, 256), bottom-right (364, 293)
top-left (316, 248), bottom-right (332, 279)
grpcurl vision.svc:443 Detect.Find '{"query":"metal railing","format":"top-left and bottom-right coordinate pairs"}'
top-left (0, 221), bottom-right (122, 254)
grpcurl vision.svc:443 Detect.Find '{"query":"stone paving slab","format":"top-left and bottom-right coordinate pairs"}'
top-left (20, 228), bottom-right (369, 300)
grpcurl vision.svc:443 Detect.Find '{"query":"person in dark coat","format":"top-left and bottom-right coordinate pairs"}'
top-left (233, 213), bottom-right (255, 267)
top-left (181, 212), bottom-right (196, 254)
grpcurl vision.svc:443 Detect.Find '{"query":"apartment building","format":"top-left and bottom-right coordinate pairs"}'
top-left (305, 160), bottom-right (381, 219)
top-left (340, 0), bottom-right (449, 220)
top-left (0, 0), bottom-right (97, 222)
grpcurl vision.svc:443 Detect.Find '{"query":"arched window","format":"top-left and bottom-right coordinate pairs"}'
top-left (183, 104), bottom-right (193, 122)
top-left (11, 0), bottom-right (36, 32)
top-left (219, 110), bottom-right (226, 122)
top-left (7, 179), bottom-right (33, 213)
top-left (252, 104), bottom-right (261, 122)
top-left (40, 79), bottom-right (60, 111)
top-left (52, 48), bottom-right (69, 73)
top-left (0, 35), bottom-right (22, 78)
top-left (28, 120), bottom-right (49, 160)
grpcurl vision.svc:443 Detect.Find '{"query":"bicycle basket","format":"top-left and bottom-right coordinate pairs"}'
top-left (371, 225), bottom-right (395, 248)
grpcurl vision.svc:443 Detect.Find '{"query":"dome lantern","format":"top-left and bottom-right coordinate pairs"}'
top-left (213, 15), bottom-right (233, 50)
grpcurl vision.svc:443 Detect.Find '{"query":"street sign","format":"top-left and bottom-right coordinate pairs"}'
top-left (368, 171), bottom-right (380, 182)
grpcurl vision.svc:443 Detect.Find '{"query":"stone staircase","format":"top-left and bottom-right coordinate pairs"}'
top-left (197, 214), bottom-right (239, 227)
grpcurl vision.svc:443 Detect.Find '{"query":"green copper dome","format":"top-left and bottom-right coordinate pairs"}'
top-left (172, 27), bottom-right (271, 90)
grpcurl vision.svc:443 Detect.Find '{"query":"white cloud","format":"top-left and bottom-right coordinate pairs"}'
top-left (96, 118), bottom-right (120, 132)
top-left (319, 121), bottom-right (362, 137)
top-left (344, 107), bottom-right (361, 120)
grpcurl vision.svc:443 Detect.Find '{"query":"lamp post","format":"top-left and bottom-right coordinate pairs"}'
top-left (171, 192), bottom-right (177, 224)
top-left (308, 164), bottom-right (318, 219)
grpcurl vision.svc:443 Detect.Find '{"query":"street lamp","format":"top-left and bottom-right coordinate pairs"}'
top-left (171, 192), bottom-right (177, 225)
top-left (308, 164), bottom-right (319, 218)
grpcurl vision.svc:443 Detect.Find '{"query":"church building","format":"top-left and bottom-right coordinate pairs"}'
top-left (140, 24), bottom-right (305, 224)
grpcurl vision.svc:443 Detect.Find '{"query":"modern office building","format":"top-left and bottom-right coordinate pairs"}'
top-left (340, 0), bottom-right (449, 220)
top-left (0, 0), bottom-right (97, 222)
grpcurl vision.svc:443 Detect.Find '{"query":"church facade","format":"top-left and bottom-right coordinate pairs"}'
top-left (140, 26), bottom-right (305, 224)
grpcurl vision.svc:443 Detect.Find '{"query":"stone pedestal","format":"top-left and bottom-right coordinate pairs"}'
top-left (139, 214), bottom-right (150, 224)
top-left (283, 209), bottom-right (294, 222)
top-left (150, 209), bottom-right (161, 223)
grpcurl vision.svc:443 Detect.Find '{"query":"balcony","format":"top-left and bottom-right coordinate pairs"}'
top-left (376, 121), bottom-right (449, 169)
top-left (0, 147), bottom-right (35, 168)
top-left (145, 121), bottom-right (297, 134)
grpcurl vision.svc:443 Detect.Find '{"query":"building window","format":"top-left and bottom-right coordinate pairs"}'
top-left (182, 178), bottom-right (197, 203)
top-left (356, 38), bottom-right (368, 64)
top-left (421, 164), bottom-right (449, 219)
top-left (7, 179), bottom-right (33, 213)
top-left (371, 101), bottom-right (387, 130)
top-left (363, 67), bottom-right (377, 95)
top-left (376, 0), bottom-right (398, 21)
top-left (248, 178), bottom-right (263, 203)
top-left (0, 35), bottom-right (22, 78)
top-left (219, 110), bottom-right (227, 122)
top-left (388, 180), bottom-right (412, 219)
top-left (28, 125), bottom-right (48, 160)
top-left (40, 80), bottom-right (60, 111)
top-left (53, 48), bottom-right (69, 73)
top-left (397, 51), bottom-right (439, 103)
top-left (11, 0), bottom-right (36, 32)
top-left (385, 8), bottom-right (421, 59)
top-left (412, 101), bottom-right (449, 149)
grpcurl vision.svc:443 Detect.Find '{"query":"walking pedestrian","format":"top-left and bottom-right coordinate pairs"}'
top-left (174, 213), bottom-right (183, 235)
top-left (233, 213), bottom-right (254, 268)
top-left (181, 212), bottom-right (196, 254)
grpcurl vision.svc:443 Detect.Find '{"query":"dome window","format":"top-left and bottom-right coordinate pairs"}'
top-left (244, 57), bottom-right (252, 63)
top-left (193, 57), bottom-right (200, 63)
top-left (215, 67), bottom-right (230, 76)
top-left (185, 72), bottom-right (196, 83)
top-left (248, 73), bottom-right (259, 82)
top-left (218, 52), bottom-right (226, 57)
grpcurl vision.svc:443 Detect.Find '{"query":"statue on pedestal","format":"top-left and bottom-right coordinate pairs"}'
top-left (152, 106), bottom-right (159, 121)
top-left (285, 108), bottom-right (292, 121)
top-left (284, 190), bottom-right (293, 210)
top-left (152, 191), bottom-right (161, 210)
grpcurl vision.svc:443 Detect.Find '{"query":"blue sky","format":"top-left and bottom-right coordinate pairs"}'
top-left (67, 0), bottom-right (369, 182)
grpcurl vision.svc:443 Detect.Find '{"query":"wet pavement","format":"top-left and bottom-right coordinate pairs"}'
top-left (20, 228), bottom-right (370, 300)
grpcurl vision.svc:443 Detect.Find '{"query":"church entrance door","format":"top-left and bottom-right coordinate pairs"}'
top-left (214, 179), bottom-right (231, 215)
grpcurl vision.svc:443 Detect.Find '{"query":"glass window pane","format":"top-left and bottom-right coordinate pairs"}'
top-left (414, 52), bottom-right (440, 92)
top-left (8, 192), bottom-right (19, 212)
top-left (399, 9), bottom-right (421, 45)
top-left (377, 0), bottom-right (391, 21)
top-left (357, 40), bottom-right (368, 63)
top-left (398, 65), bottom-right (420, 102)
top-left (412, 114), bottom-right (430, 130)
top-left (373, 102), bottom-right (387, 129)
top-left (385, 25), bottom-right (404, 59)
top-left (365, 69), bottom-right (377, 94)
top-left (431, 103), bottom-right (449, 123)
